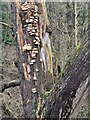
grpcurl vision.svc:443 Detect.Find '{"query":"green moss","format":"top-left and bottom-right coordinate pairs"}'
top-left (75, 42), bottom-right (81, 50)
top-left (59, 68), bottom-right (64, 78)
top-left (75, 42), bottom-right (81, 56)
top-left (44, 89), bottom-right (53, 97)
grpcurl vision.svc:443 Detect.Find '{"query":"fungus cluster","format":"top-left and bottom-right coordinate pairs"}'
top-left (22, 43), bottom-right (32, 51)
top-left (21, 2), bottom-right (31, 11)
top-left (20, 2), bottom-right (43, 84)
top-left (32, 88), bottom-right (37, 93)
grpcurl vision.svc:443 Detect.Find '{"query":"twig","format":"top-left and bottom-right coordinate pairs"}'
top-left (0, 80), bottom-right (21, 93)
top-left (0, 21), bottom-right (13, 29)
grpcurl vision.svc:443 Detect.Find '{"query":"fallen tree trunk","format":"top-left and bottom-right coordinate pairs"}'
top-left (44, 41), bottom-right (90, 119)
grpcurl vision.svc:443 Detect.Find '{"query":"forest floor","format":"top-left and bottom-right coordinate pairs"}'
top-left (0, 43), bottom-right (23, 118)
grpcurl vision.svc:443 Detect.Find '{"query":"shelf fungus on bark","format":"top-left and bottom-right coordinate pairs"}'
top-left (23, 24), bottom-right (27, 27)
top-left (40, 58), bottom-right (43, 62)
top-left (27, 26), bottom-right (32, 29)
top-left (22, 44), bottom-right (32, 51)
top-left (29, 16), bottom-right (34, 19)
top-left (36, 68), bottom-right (39, 72)
top-left (35, 36), bottom-right (40, 41)
top-left (34, 13), bottom-right (39, 17)
top-left (28, 24), bottom-right (32, 27)
top-left (33, 48), bottom-right (38, 51)
top-left (32, 50), bottom-right (38, 54)
top-left (31, 59), bottom-right (36, 63)
top-left (35, 5), bottom-right (38, 12)
top-left (31, 8), bottom-right (35, 12)
top-left (34, 21), bottom-right (38, 24)
top-left (35, 41), bottom-right (40, 45)
top-left (22, 2), bottom-right (28, 5)
top-left (33, 27), bottom-right (37, 30)
top-left (32, 51), bottom-right (38, 54)
top-left (33, 72), bottom-right (37, 80)
top-left (27, 28), bottom-right (32, 32)
top-left (35, 32), bottom-right (39, 36)
top-left (26, 19), bottom-right (33, 23)
top-left (29, 32), bottom-right (35, 36)
top-left (35, 19), bottom-right (38, 22)
top-left (30, 62), bottom-right (33, 65)
top-left (32, 29), bottom-right (36, 33)
top-left (21, 7), bottom-right (28, 11)
top-left (25, 19), bottom-right (29, 23)
top-left (31, 53), bottom-right (36, 58)
top-left (32, 88), bottom-right (37, 93)
top-left (33, 40), bottom-right (36, 43)
top-left (21, 3), bottom-right (30, 11)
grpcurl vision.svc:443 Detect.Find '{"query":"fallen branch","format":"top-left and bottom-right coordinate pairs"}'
top-left (0, 21), bottom-right (13, 29)
top-left (0, 80), bottom-right (21, 93)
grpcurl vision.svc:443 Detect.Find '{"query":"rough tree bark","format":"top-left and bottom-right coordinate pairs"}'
top-left (44, 40), bottom-right (90, 119)
top-left (14, 0), bottom-right (53, 118)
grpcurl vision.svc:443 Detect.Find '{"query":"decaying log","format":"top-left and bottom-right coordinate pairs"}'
top-left (44, 41), bottom-right (90, 119)
top-left (14, 0), bottom-right (53, 118)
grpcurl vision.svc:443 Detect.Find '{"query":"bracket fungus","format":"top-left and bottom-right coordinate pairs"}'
top-left (30, 16), bottom-right (34, 19)
top-left (21, 3), bottom-right (30, 11)
top-left (24, 24), bottom-right (27, 27)
top-left (35, 32), bottom-right (39, 36)
top-left (29, 32), bottom-right (35, 35)
top-left (22, 44), bottom-right (32, 51)
top-left (35, 19), bottom-right (38, 22)
top-left (34, 13), bottom-right (39, 17)
top-left (35, 36), bottom-right (40, 41)
top-left (35, 41), bottom-right (40, 45)
top-left (31, 53), bottom-right (36, 58)
top-left (34, 21), bottom-right (38, 24)
top-left (32, 29), bottom-right (36, 33)
top-left (32, 88), bottom-right (37, 93)
top-left (33, 72), bottom-right (37, 80)
top-left (36, 68), bottom-right (39, 72)
top-left (33, 40), bottom-right (37, 43)
top-left (33, 48), bottom-right (38, 51)
top-left (40, 58), bottom-right (43, 62)
top-left (31, 59), bottom-right (36, 63)
top-left (30, 62), bottom-right (33, 65)
top-left (26, 19), bottom-right (33, 23)
top-left (32, 50), bottom-right (38, 54)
